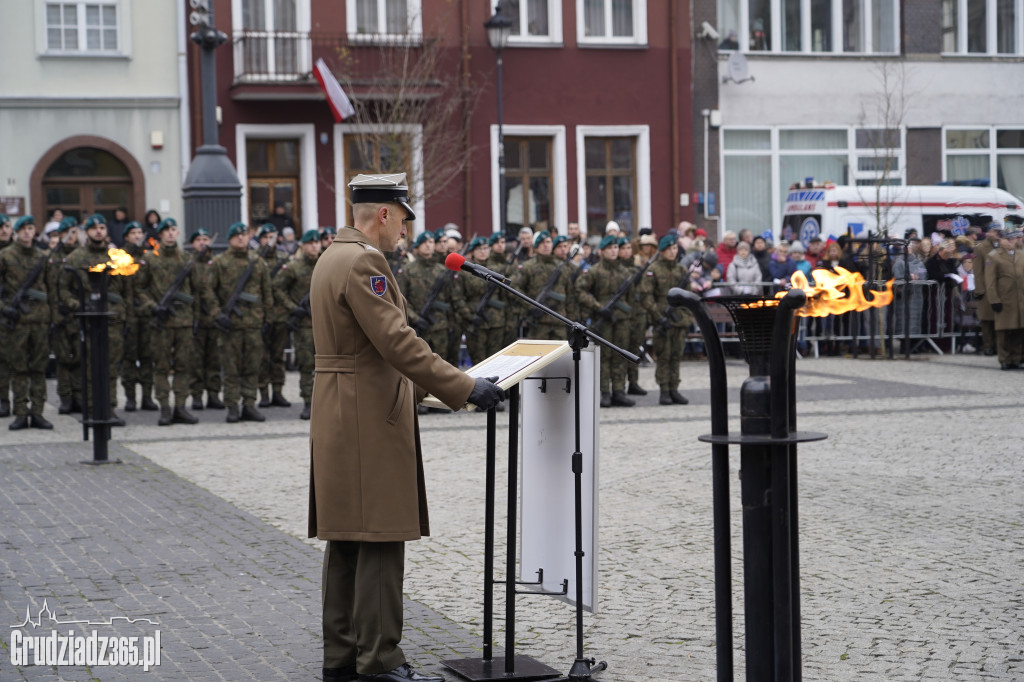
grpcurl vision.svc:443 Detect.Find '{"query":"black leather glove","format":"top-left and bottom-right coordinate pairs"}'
top-left (2, 307), bottom-right (19, 325)
top-left (596, 307), bottom-right (614, 321)
top-left (261, 322), bottom-right (270, 336)
top-left (974, 292), bottom-right (984, 300)
top-left (991, 302), bottom-right (1003, 313)
top-left (468, 375), bottom-right (505, 411)
top-left (153, 304), bottom-right (170, 322)
top-left (215, 313), bottom-right (233, 332)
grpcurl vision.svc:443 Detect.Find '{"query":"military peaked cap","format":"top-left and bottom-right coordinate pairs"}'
top-left (348, 173), bottom-right (416, 221)
top-left (13, 216), bottom-right (36, 232)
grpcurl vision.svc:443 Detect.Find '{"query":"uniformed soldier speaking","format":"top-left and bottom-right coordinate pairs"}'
top-left (309, 173), bottom-right (504, 682)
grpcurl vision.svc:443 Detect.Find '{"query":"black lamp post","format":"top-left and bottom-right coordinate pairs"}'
top-left (485, 4), bottom-right (512, 238)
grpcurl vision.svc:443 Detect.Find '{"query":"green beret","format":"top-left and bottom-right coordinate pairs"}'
top-left (488, 232), bottom-right (505, 245)
top-left (433, 228), bottom-right (447, 240)
top-left (532, 230), bottom-right (551, 248)
top-left (300, 229), bottom-right (320, 243)
top-left (617, 237), bottom-right (629, 247)
top-left (13, 216), bottom-right (36, 232)
top-left (599, 235), bottom-right (618, 250)
top-left (123, 221), bottom-right (143, 234)
top-left (320, 226), bottom-right (337, 237)
top-left (552, 235), bottom-right (569, 248)
top-left (0, 214), bottom-right (8, 226)
top-left (157, 217), bottom-right (177, 233)
top-left (190, 227), bottom-right (211, 242)
top-left (658, 235), bottom-right (677, 251)
top-left (227, 222), bottom-right (248, 239)
top-left (83, 213), bottom-right (107, 229)
top-left (58, 216), bottom-right (78, 233)
top-left (413, 231), bottom-right (434, 248)
top-left (256, 223), bottom-right (277, 239)
top-left (468, 236), bottom-right (488, 251)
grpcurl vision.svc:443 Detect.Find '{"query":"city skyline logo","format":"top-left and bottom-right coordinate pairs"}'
top-left (10, 599), bottom-right (159, 629)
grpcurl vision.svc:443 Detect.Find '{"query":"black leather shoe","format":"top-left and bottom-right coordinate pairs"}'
top-left (206, 395), bottom-right (225, 410)
top-left (240, 404), bottom-right (266, 422)
top-left (258, 389), bottom-right (272, 408)
top-left (9, 415), bottom-right (29, 430)
top-left (59, 398), bottom-right (73, 414)
top-left (226, 405), bottom-right (240, 423)
top-left (610, 391), bottom-right (635, 407)
top-left (1001, 363), bottom-right (1020, 370)
top-left (0, 399), bottom-right (10, 418)
top-left (323, 665), bottom-right (358, 681)
top-left (627, 382), bottom-right (648, 396)
top-left (669, 389), bottom-right (689, 405)
top-left (659, 391), bottom-right (673, 405)
top-left (158, 406), bottom-right (173, 426)
top-left (123, 395), bottom-right (137, 412)
top-left (30, 414), bottom-right (53, 430)
top-left (141, 395), bottom-right (159, 411)
top-left (300, 401), bottom-right (311, 420)
top-left (359, 663), bottom-right (444, 682)
top-left (270, 391), bottom-right (291, 408)
top-left (191, 396), bottom-right (205, 411)
top-left (109, 410), bottom-right (126, 427)
top-left (173, 406), bottom-right (199, 424)
top-left (600, 392), bottom-right (612, 408)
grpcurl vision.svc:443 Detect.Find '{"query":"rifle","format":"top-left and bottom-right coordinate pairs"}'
top-left (285, 292), bottom-right (311, 332)
top-left (522, 262), bottom-right (567, 327)
top-left (150, 259), bottom-right (195, 328)
top-left (466, 243), bottom-right (523, 332)
top-left (654, 269), bottom-right (693, 335)
top-left (2, 245), bottom-right (56, 330)
top-left (215, 246), bottom-right (269, 332)
top-left (414, 243), bottom-right (474, 334)
top-left (591, 255), bottom-right (657, 329)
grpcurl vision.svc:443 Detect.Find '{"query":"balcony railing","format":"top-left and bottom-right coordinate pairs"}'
top-left (232, 30), bottom-right (312, 83)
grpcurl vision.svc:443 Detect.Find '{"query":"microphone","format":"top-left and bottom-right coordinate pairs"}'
top-left (445, 252), bottom-right (510, 284)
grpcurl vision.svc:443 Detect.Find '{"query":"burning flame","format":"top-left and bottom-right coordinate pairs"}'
top-left (739, 299), bottom-right (779, 309)
top-left (777, 267), bottom-right (893, 317)
top-left (88, 248), bottom-right (140, 276)
top-left (147, 236), bottom-right (160, 256)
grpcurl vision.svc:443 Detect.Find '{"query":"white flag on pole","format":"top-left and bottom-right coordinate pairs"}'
top-left (313, 58), bottom-right (356, 122)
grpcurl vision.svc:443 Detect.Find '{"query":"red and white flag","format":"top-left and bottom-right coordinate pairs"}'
top-left (313, 58), bottom-right (356, 122)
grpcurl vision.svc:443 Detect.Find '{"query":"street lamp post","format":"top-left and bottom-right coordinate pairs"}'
top-left (485, 5), bottom-right (512, 238)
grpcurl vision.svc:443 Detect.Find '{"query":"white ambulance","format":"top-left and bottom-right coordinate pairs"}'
top-left (780, 182), bottom-right (1024, 243)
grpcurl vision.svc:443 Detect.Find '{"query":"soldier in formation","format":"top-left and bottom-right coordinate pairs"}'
top-left (255, 223), bottom-right (292, 408)
top-left (396, 231), bottom-right (452, 355)
top-left (0, 214), bottom-right (12, 417)
top-left (513, 230), bottom-right (575, 341)
top-left (454, 236), bottom-right (506, 365)
top-left (486, 232), bottom-right (523, 345)
top-left (49, 216), bottom-right (84, 414)
top-left (188, 227), bottom-right (224, 410)
top-left (120, 221), bottom-right (158, 412)
top-left (619, 236), bottom-right (651, 396)
top-left (644, 236), bottom-right (692, 405)
top-left (275, 229), bottom-right (321, 420)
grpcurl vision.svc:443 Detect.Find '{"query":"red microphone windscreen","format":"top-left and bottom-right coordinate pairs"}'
top-left (445, 252), bottom-right (466, 272)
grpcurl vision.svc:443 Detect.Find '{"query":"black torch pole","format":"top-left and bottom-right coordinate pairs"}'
top-left (77, 268), bottom-right (121, 465)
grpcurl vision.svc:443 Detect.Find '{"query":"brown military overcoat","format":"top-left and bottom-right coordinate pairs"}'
top-left (984, 247), bottom-right (1024, 331)
top-left (973, 238), bottom-right (997, 322)
top-left (308, 227), bottom-right (475, 542)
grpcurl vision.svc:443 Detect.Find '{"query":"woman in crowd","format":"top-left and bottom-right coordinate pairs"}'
top-left (726, 241), bottom-right (764, 295)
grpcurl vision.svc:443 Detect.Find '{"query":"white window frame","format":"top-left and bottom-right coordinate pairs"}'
top-left (506, 0), bottom-right (564, 46)
top-left (575, 125), bottom-right (651, 238)
top-left (333, 123), bottom-right (425, 236)
top-left (719, 0), bottom-right (901, 55)
top-left (37, 0), bottom-right (130, 57)
top-left (489, 125), bottom-right (568, 235)
top-left (235, 124), bottom-right (319, 232)
top-left (941, 0), bottom-right (1024, 56)
top-left (345, 0), bottom-right (423, 45)
top-left (231, 0), bottom-right (312, 81)
top-left (575, 0), bottom-right (648, 47)
top-left (942, 125), bottom-right (1024, 196)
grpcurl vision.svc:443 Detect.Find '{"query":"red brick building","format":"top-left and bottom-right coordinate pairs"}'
top-left (187, 1), bottom-right (695, 240)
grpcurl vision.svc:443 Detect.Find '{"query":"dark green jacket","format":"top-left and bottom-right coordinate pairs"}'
top-left (63, 240), bottom-right (133, 323)
top-left (136, 242), bottom-right (214, 328)
top-left (207, 247), bottom-right (274, 329)
top-left (274, 252), bottom-right (317, 329)
top-left (574, 258), bottom-right (632, 323)
top-left (0, 242), bottom-right (50, 324)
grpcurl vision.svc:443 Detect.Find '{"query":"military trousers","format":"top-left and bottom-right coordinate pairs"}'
top-left (996, 328), bottom-right (1023, 366)
top-left (121, 316), bottom-right (154, 397)
top-left (220, 327), bottom-right (262, 407)
top-left (295, 327), bottom-right (315, 401)
top-left (653, 327), bottom-right (685, 390)
top-left (598, 320), bottom-right (630, 394)
top-left (322, 540), bottom-right (406, 675)
top-left (152, 325), bottom-right (193, 408)
top-left (10, 322), bottom-right (49, 417)
top-left (626, 314), bottom-right (647, 384)
top-left (259, 322), bottom-right (288, 391)
top-left (53, 321), bottom-right (82, 402)
top-left (465, 326), bottom-right (505, 367)
top-left (190, 325), bottom-right (222, 398)
top-left (0, 324), bottom-right (11, 402)
top-left (981, 319), bottom-right (997, 354)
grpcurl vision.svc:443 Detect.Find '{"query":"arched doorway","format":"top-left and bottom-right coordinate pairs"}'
top-left (30, 136), bottom-right (145, 225)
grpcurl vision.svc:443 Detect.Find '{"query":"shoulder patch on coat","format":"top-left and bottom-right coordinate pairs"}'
top-left (361, 243), bottom-right (380, 253)
top-left (370, 275), bottom-right (387, 296)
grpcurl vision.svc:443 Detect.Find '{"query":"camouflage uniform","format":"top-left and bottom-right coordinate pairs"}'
top-left (274, 252), bottom-right (316, 403)
top-left (136, 242), bottom-right (213, 410)
top-left (453, 265), bottom-right (506, 365)
top-left (47, 241), bottom-right (83, 410)
top-left (488, 250), bottom-right (521, 345)
top-left (258, 248), bottom-right (291, 403)
top-left (396, 254), bottom-right (453, 355)
top-left (208, 248), bottom-right (273, 408)
top-left (622, 256), bottom-right (651, 388)
top-left (0, 236), bottom-right (12, 413)
top-left (63, 241), bottom-right (133, 409)
top-left (643, 258), bottom-right (694, 394)
top-left (189, 247), bottom-right (222, 405)
top-left (120, 241), bottom-right (155, 409)
top-left (512, 253), bottom-right (575, 341)
top-left (0, 242), bottom-right (50, 417)
top-left (575, 258), bottom-right (632, 395)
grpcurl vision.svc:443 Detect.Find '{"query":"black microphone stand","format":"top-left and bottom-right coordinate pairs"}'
top-left (472, 268), bottom-right (637, 681)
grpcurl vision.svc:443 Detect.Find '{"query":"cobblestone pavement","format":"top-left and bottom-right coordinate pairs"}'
top-left (3, 355), bottom-right (1023, 681)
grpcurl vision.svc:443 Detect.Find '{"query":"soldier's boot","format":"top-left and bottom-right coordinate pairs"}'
top-left (70, 395), bottom-right (83, 414)
top-left (110, 410), bottom-right (126, 427)
top-left (123, 387), bottom-right (137, 412)
top-left (627, 382), bottom-right (648, 396)
top-left (610, 391), bottom-right (635, 407)
top-left (30, 414), bottom-right (54, 430)
top-left (417, 405), bottom-right (429, 415)
top-left (206, 394), bottom-right (225, 410)
top-left (300, 401), bottom-right (311, 420)
top-left (59, 398), bottom-right (73, 414)
top-left (0, 399), bottom-right (10, 418)
top-left (9, 415), bottom-right (29, 430)
top-left (270, 387), bottom-right (291, 408)
top-left (173, 406), bottom-right (199, 425)
top-left (258, 387), bottom-right (272, 408)
top-left (600, 392), bottom-right (612, 408)
top-left (158, 405), bottom-right (173, 427)
top-left (226, 404), bottom-right (240, 424)
top-left (659, 391), bottom-right (674, 406)
top-left (241, 403), bottom-right (266, 422)
top-left (140, 388), bottom-right (159, 411)
top-left (669, 389), bottom-right (689, 405)
top-left (191, 394), bottom-right (205, 411)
